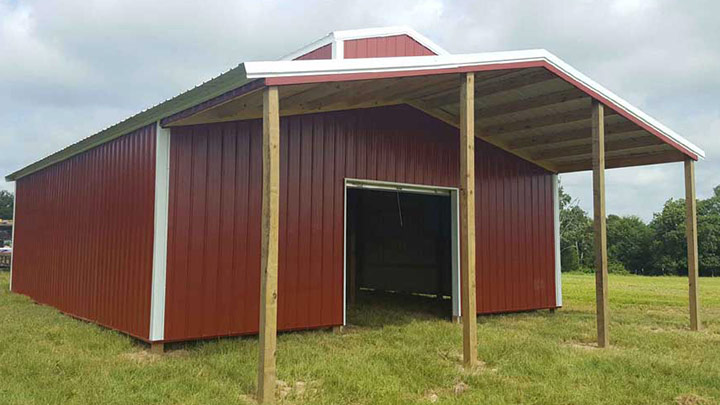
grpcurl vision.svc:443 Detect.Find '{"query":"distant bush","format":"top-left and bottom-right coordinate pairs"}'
top-left (608, 261), bottom-right (629, 274)
top-left (561, 246), bottom-right (580, 272)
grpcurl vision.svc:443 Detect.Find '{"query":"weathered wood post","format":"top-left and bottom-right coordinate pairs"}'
top-left (592, 99), bottom-right (609, 348)
top-left (459, 72), bottom-right (478, 367)
top-left (684, 158), bottom-right (701, 331)
top-left (258, 85), bottom-right (280, 404)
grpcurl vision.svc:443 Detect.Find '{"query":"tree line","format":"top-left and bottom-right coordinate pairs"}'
top-left (560, 183), bottom-right (720, 277)
top-left (0, 190), bottom-right (12, 220)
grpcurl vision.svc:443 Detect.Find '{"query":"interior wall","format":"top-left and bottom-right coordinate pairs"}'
top-left (164, 104), bottom-right (556, 342)
top-left (348, 189), bottom-right (452, 297)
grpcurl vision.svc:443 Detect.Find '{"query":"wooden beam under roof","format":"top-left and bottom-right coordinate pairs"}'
top-left (407, 101), bottom-right (558, 172)
top-left (476, 97), bottom-right (592, 129)
top-left (554, 150), bottom-right (685, 173)
top-left (479, 107), bottom-right (618, 137)
top-left (529, 132), bottom-right (663, 161)
top-left (509, 122), bottom-right (639, 151)
top-left (420, 68), bottom-right (558, 108)
top-left (548, 144), bottom-right (673, 165)
top-left (475, 88), bottom-right (587, 120)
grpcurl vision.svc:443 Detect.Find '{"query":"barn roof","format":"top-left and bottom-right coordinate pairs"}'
top-left (5, 28), bottom-right (705, 181)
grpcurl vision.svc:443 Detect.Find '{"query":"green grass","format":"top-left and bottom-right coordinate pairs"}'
top-left (1, 272), bottom-right (719, 405)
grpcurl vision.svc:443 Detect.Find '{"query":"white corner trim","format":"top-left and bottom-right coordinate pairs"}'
top-left (149, 122), bottom-right (171, 341)
top-left (450, 189), bottom-right (461, 318)
top-left (8, 190), bottom-right (16, 292)
top-left (332, 39), bottom-right (344, 60)
top-left (246, 49), bottom-right (704, 160)
top-left (342, 179), bottom-right (348, 325)
top-left (280, 34), bottom-right (335, 61)
top-left (553, 174), bottom-right (562, 307)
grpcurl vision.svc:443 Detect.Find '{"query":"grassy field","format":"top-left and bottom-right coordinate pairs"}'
top-left (1, 272), bottom-right (719, 405)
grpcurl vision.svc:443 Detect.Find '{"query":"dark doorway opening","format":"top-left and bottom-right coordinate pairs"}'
top-left (345, 187), bottom-right (455, 325)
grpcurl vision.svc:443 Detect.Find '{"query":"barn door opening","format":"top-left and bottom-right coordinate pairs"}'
top-left (343, 179), bottom-right (460, 325)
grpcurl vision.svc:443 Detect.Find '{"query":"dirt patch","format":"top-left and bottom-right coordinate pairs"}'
top-left (458, 360), bottom-right (498, 376)
top-left (437, 349), bottom-right (499, 375)
top-left (276, 379), bottom-right (320, 403)
top-left (238, 394), bottom-right (257, 404)
top-left (166, 349), bottom-right (190, 358)
top-left (453, 381), bottom-right (469, 395)
top-left (675, 394), bottom-right (713, 405)
top-left (563, 341), bottom-right (599, 350)
top-left (424, 391), bottom-right (439, 403)
top-left (120, 350), bottom-right (161, 364)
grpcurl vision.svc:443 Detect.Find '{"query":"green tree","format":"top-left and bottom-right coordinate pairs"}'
top-left (559, 185), bottom-right (593, 272)
top-left (697, 185), bottom-right (720, 276)
top-left (607, 214), bottom-right (652, 274)
top-left (0, 190), bottom-right (13, 220)
top-left (648, 198), bottom-right (687, 275)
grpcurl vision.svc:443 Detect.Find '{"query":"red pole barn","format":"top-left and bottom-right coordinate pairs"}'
top-left (5, 27), bottom-right (705, 393)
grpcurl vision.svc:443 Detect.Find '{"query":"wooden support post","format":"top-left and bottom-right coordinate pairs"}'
top-left (685, 158), bottom-right (701, 331)
top-left (592, 99), bottom-right (609, 348)
top-left (150, 342), bottom-right (164, 354)
top-left (459, 72), bottom-right (478, 367)
top-left (257, 85), bottom-right (280, 404)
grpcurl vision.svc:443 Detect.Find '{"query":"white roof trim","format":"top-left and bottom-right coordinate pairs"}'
top-left (248, 50), bottom-right (704, 159)
top-left (279, 26), bottom-right (449, 61)
top-left (280, 35), bottom-right (335, 61)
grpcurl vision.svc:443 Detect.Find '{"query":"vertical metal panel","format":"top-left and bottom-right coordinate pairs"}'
top-left (474, 141), bottom-right (557, 313)
top-left (294, 44), bottom-right (332, 60)
top-left (344, 34), bottom-right (436, 58)
top-left (11, 125), bottom-right (156, 341)
top-left (164, 105), bottom-right (556, 342)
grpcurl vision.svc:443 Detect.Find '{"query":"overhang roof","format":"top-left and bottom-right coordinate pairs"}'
top-left (243, 50), bottom-right (704, 161)
top-left (6, 32), bottom-right (705, 181)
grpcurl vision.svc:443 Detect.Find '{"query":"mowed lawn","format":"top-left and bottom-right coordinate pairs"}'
top-left (1, 272), bottom-right (719, 405)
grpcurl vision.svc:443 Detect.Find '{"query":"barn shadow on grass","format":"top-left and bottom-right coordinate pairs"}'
top-left (346, 289), bottom-right (454, 328)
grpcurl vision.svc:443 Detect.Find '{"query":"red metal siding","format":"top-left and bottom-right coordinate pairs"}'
top-left (344, 35), bottom-right (436, 58)
top-left (164, 105), bottom-right (555, 341)
top-left (475, 142), bottom-right (556, 313)
top-left (294, 44), bottom-right (332, 60)
top-left (11, 125), bottom-right (157, 341)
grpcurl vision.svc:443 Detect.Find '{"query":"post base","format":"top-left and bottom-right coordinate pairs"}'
top-left (150, 342), bottom-right (165, 354)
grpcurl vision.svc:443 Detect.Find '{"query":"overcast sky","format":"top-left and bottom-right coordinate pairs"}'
top-left (1, 0), bottom-right (718, 221)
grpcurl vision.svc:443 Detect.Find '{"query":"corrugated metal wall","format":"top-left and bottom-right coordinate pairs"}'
top-left (294, 43), bottom-right (332, 60)
top-left (344, 34), bottom-right (436, 58)
top-left (165, 105), bottom-right (555, 342)
top-left (11, 125), bottom-right (157, 340)
top-left (476, 142), bottom-right (557, 313)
